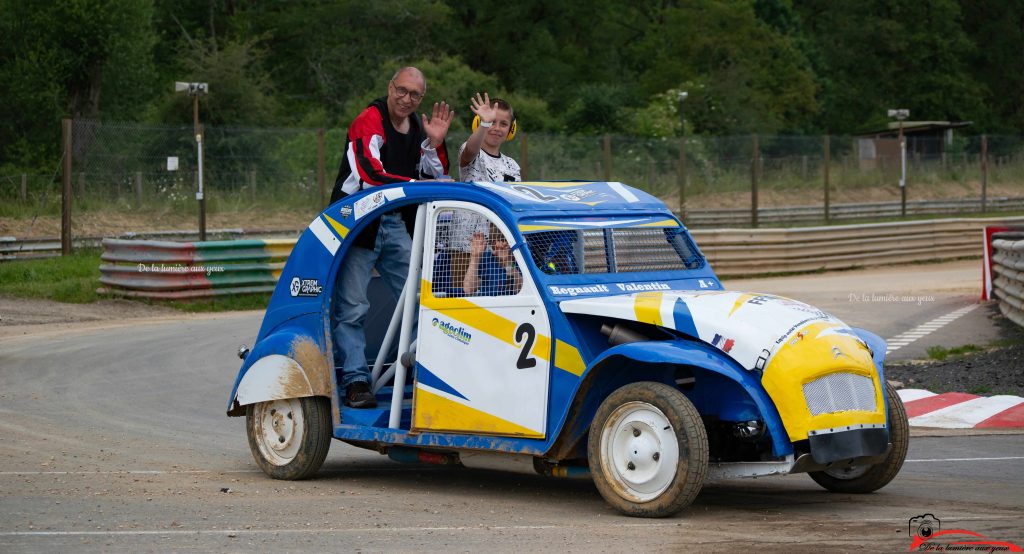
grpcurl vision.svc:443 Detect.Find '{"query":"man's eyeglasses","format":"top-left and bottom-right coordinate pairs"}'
top-left (390, 80), bottom-right (424, 103)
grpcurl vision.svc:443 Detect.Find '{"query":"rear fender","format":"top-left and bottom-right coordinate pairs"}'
top-left (547, 339), bottom-right (792, 459)
top-left (226, 328), bottom-right (332, 416)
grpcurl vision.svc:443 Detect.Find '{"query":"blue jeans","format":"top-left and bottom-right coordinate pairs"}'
top-left (333, 213), bottom-right (413, 388)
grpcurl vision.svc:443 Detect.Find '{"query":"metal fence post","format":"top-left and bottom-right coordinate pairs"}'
top-left (62, 119), bottom-right (72, 255)
top-left (981, 134), bottom-right (988, 213)
top-left (519, 133), bottom-right (529, 180)
top-left (602, 134), bottom-right (612, 181)
top-left (134, 171), bottom-right (143, 206)
top-left (677, 138), bottom-right (687, 218)
top-left (317, 128), bottom-right (326, 205)
top-left (751, 134), bottom-right (759, 228)
top-left (824, 135), bottom-right (831, 223)
top-left (20, 173), bottom-right (27, 201)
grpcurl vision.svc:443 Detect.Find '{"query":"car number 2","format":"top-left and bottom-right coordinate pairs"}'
top-left (514, 323), bottom-right (537, 369)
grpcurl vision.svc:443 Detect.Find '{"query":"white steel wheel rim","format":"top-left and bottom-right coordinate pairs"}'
top-left (600, 401), bottom-right (680, 503)
top-left (254, 399), bottom-right (305, 466)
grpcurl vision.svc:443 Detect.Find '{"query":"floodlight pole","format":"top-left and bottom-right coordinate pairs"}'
top-left (677, 91), bottom-right (688, 219)
top-left (193, 93), bottom-right (206, 241)
top-left (898, 118), bottom-right (905, 217)
top-left (177, 81), bottom-right (209, 241)
top-left (888, 109), bottom-right (909, 217)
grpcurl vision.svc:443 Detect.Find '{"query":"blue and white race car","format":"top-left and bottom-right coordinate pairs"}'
top-left (227, 180), bottom-right (907, 518)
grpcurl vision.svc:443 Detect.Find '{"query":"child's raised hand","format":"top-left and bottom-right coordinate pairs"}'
top-left (469, 92), bottom-right (497, 126)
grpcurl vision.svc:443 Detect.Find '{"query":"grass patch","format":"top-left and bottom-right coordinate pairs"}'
top-left (926, 344), bottom-right (983, 361)
top-left (989, 336), bottom-right (1024, 348)
top-left (968, 385), bottom-right (992, 395)
top-left (0, 249), bottom-right (102, 303)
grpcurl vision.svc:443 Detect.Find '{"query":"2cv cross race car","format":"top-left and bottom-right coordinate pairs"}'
top-left (226, 180), bottom-right (908, 518)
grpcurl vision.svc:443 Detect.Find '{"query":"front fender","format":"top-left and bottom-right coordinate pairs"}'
top-left (550, 339), bottom-right (792, 459)
top-left (851, 326), bottom-right (892, 424)
top-left (226, 327), bottom-right (332, 416)
top-left (851, 327), bottom-right (887, 374)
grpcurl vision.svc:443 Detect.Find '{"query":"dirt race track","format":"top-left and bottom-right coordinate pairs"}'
top-left (1, 260), bottom-right (1022, 552)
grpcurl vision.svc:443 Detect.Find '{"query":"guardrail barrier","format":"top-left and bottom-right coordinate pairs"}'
top-left (988, 231), bottom-right (1024, 328)
top-left (686, 197), bottom-right (1024, 227)
top-left (95, 215), bottom-right (1024, 299)
top-left (695, 216), bottom-right (1024, 276)
top-left (0, 228), bottom-right (299, 261)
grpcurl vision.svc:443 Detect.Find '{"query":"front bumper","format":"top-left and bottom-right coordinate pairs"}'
top-left (807, 424), bottom-right (889, 464)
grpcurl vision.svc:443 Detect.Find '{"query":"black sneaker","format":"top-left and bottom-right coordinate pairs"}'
top-left (344, 381), bottom-right (377, 408)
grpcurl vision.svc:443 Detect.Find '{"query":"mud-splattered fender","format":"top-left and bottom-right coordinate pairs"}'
top-left (549, 339), bottom-right (792, 459)
top-left (226, 329), bottom-right (332, 416)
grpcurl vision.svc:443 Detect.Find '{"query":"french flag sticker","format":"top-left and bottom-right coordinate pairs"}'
top-left (712, 334), bottom-right (735, 353)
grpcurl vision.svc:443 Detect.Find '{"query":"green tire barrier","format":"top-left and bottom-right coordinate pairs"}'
top-left (98, 238), bottom-right (295, 299)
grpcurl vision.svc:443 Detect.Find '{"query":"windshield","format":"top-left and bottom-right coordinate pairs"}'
top-left (521, 217), bottom-right (704, 275)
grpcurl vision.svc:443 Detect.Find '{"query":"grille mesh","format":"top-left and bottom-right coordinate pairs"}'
top-left (802, 372), bottom-right (877, 416)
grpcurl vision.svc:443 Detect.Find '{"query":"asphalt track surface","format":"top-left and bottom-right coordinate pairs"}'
top-left (1, 260), bottom-right (1021, 552)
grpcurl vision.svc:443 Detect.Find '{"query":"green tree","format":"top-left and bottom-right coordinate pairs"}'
top-left (632, 0), bottom-right (819, 134)
top-left (959, 0), bottom-right (1024, 132)
top-left (148, 36), bottom-right (282, 126)
top-left (0, 0), bottom-right (157, 168)
top-left (794, 0), bottom-right (984, 132)
top-left (225, 0), bottom-right (455, 125)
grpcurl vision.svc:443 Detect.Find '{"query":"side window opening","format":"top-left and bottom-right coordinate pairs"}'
top-left (523, 222), bottom-right (705, 275)
top-left (431, 208), bottom-right (523, 297)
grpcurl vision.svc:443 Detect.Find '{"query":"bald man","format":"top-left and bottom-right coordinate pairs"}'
top-left (331, 67), bottom-right (454, 408)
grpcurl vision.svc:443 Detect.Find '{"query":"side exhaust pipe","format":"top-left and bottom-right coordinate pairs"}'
top-left (600, 323), bottom-right (651, 346)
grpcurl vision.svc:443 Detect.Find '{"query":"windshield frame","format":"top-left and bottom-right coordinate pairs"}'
top-left (516, 214), bottom-right (709, 284)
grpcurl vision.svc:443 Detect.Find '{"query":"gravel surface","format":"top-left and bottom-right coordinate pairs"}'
top-left (886, 305), bottom-right (1024, 397)
top-left (0, 294), bottom-right (176, 328)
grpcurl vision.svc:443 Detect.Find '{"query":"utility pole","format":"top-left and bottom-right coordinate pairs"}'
top-left (888, 109), bottom-right (909, 217)
top-left (176, 81), bottom-right (209, 241)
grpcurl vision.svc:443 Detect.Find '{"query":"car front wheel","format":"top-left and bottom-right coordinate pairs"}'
top-left (588, 381), bottom-right (708, 518)
top-left (246, 396), bottom-right (331, 480)
top-left (808, 382), bottom-right (909, 493)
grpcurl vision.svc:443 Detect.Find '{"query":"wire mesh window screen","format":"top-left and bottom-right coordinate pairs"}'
top-left (431, 208), bottom-right (522, 298)
top-left (612, 228), bottom-right (697, 272)
top-left (524, 225), bottom-right (704, 275)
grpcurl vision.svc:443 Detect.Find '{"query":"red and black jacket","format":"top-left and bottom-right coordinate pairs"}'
top-left (330, 97), bottom-right (448, 204)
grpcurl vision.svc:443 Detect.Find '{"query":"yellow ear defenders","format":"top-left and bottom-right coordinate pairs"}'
top-left (472, 114), bottom-right (518, 141)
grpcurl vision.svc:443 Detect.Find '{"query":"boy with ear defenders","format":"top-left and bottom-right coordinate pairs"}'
top-left (458, 92), bottom-right (521, 183)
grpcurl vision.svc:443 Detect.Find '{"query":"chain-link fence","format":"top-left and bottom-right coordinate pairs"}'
top-left (2, 120), bottom-right (1022, 240)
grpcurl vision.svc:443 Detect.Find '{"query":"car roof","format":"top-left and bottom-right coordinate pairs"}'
top-left (457, 181), bottom-right (669, 215)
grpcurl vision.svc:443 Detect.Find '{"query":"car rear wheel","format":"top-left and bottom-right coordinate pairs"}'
top-left (808, 382), bottom-right (909, 493)
top-left (246, 396), bottom-right (331, 480)
top-left (588, 381), bottom-right (708, 517)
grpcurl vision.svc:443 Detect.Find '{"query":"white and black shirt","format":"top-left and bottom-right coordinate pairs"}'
top-left (458, 142), bottom-right (521, 183)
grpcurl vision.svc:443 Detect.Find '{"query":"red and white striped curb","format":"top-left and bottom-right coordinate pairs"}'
top-left (897, 389), bottom-right (1024, 428)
